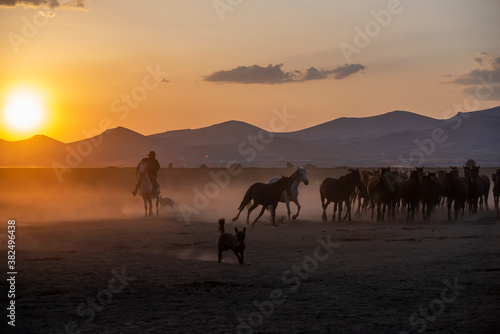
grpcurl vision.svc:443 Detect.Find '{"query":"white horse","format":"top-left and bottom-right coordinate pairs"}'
top-left (267, 167), bottom-right (309, 222)
top-left (138, 163), bottom-right (160, 216)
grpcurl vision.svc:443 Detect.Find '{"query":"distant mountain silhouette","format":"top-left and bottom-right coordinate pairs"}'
top-left (1, 106), bottom-right (499, 168)
top-left (281, 110), bottom-right (443, 144)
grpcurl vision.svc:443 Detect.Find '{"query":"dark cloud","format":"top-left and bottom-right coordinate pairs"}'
top-left (303, 67), bottom-right (330, 80)
top-left (0, 0), bottom-right (86, 9)
top-left (330, 63), bottom-right (367, 80)
top-left (203, 64), bottom-right (292, 84)
top-left (445, 52), bottom-right (500, 100)
top-left (202, 63), bottom-right (366, 84)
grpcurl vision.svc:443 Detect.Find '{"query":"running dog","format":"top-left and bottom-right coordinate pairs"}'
top-left (217, 218), bottom-right (246, 265)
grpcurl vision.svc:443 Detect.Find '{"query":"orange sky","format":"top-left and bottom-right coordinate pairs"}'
top-left (1, 0), bottom-right (499, 142)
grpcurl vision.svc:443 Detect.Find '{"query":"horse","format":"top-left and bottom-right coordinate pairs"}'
top-left (401, 168), bottom-right (423, 221)
top-left (442, 171), bottom-right (468, 221)
top-left (267, 167), bottom-right (309, 222)
top-left (138, 162), bottom-right (160, 216)
top-left (320, 169), bottom-right (362, 222)
top-left (421, 172), bottom-right (442, 222)
top-left (464, 166), bottom-right (484, 214)
top-left (355, 171), bottom-right (372, 216)
top-left (232, 176), bottom-right (293, 227)
top-left (367, 167), bottom-right (394, 221)
top-left (492, 169), bottom-right (500, 214)
top-left (478, 168), bottom-right (491, 210)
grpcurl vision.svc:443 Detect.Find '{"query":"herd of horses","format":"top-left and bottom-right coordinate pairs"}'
top-left (135, 162), bottom-right (500, 223)
top-left (232, 166), bottom-right (500, 225)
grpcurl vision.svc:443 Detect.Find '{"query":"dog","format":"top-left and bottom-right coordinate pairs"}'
top-left (217, 218), bottom-right (246, 265)
top-left (158, 196), bottom-right (175, 210)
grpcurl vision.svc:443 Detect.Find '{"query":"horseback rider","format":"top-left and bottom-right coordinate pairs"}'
top-left (132, 151), bottom-right (160, 196)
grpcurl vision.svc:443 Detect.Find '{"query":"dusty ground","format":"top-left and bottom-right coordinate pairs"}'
top-left (1, 168), bottom-right (500, 333)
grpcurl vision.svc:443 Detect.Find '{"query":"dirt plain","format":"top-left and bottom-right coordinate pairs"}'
top-left (1, 167), bottom-right (499, 333)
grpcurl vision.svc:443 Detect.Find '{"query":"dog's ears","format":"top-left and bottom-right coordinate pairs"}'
top-left (235, 227), bottom-right (238, 233)
top-left (243, 227), bottom-right (246, 233)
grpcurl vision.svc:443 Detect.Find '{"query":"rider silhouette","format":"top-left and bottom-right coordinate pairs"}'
top-left (132, 151), bottom-right (160, 196)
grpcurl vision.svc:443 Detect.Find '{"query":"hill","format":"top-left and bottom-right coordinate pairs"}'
top-left (1, 106), bottom-right (499, 168)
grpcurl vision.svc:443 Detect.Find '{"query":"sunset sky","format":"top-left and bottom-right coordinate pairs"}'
top-left (1, 0), bottom-right (499, 142)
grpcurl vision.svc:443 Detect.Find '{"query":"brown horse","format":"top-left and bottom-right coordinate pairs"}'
top-left (421, 172), bottom-right (442, 222)
top-left (493, 169), bottom-right (500, 214)
top-left (355, 171), bottom-right (372, 216)
top-left (232, 176), bottom-right (292, 227)
top-left (320, 169), bottom-right (362, 222)
top-left (464, 166), bottom-right (484, 214)
top-left (401, 168), bottom-right (423, 221)
top-left (442, 171), bottom-right (468, 220)
top-left (367, 167), bottom-right (394, 221)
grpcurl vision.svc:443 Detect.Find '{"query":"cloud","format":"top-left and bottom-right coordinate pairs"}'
top-left (0, 0), bottom-right (86, 9)
top-left (330, 63), bottom-right (367, 80)
top-left (445, 52), bottom-right (500, 100)
top-left (202, 63), bottom-right (366, 84)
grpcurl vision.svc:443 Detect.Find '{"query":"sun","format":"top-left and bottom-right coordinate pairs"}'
top-left (3, 88), bottom-right (47, 135)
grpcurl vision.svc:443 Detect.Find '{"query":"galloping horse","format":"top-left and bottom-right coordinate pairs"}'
top-left (138, 162), bottom-right (160, 216)
top-left (267, 167), bottom-right (309, 222)
top-left (232, 176), bottom-right (293, 227)
top-left (320, 169), bottom-right (362, 222)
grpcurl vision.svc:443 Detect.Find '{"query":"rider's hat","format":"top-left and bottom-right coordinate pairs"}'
top-left (148, 151), bottom-right (156, 158)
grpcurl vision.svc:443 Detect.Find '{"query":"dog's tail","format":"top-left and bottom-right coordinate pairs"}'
top-left (218, 218), bottom-right (225, 233)
top-left (237, 185), bottom-right (255, 211)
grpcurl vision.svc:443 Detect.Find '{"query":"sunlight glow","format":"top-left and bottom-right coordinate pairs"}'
top-left (3, 88), bottom-right (46, 133)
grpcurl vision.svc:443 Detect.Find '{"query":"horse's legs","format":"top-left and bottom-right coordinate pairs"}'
top-left (284, 195), bottom-right (291, 222)
top-left (232, 208), bottom-right (244, 222)
top-left (246, 202), bottom-right (259, 225)
top-left (447, 199), bottom-right (452, 221)
top-left (292, 198), bottom-right (300, 220)
top-left (322, 200), bottom-right (330, 221)
top-left (342, 201), bottom-right (349, 220)
top-left (148, 197), bottom-right (153, 216)
top-left (338, 202), bottom-right (342, 221)
top-left (355, 196), bottom-right (361, 216)
top-left (252, 206), bottom-right (267, 227)
top-left (271, 203), bottom-right (278, 226)
top-left (332, 202), bottom-right (337, 222)
top-left (155, 195), bottom-right (159, 216)
top-left (143, 198), bottom-right (148, 217)
top-left (406, 202), bottom-right (411, 222)
top-left (346, 200), bottom-right (352, 221)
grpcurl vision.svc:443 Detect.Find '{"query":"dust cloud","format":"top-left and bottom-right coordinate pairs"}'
top-left (1, 167), bottom-right (497, 226)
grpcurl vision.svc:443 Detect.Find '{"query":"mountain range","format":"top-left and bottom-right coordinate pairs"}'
top-left (1, 106), bottom-right (500, 168)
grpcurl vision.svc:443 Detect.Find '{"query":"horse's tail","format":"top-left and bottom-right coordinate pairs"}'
top-left (237, 186), bottom-right (254, 211)
top-left (218, 218), bottom-right (225, 234)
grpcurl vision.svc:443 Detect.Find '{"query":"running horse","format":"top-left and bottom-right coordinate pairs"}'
top-left (232, 175), bottom-right (293, 227)
top-left (138, 162), bottom-right (160, 216)
top-left (267, 167), bottom-right (309, 222)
